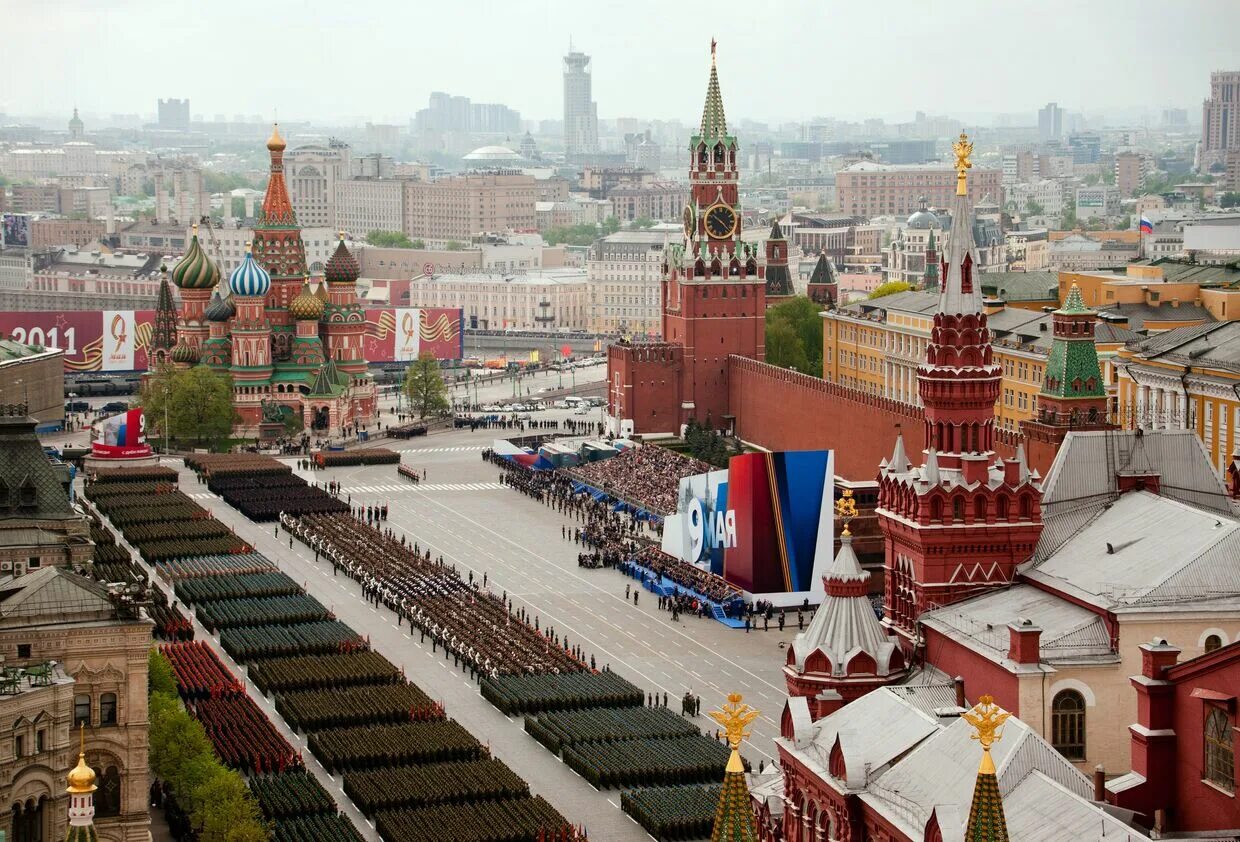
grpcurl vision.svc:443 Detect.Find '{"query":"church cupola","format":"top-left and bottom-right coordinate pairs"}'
top-left (65, 725), bottom-right (99, 842)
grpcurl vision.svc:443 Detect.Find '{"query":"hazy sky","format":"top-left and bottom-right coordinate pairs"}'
top-left (7, 0), bottom-right (1238, 125)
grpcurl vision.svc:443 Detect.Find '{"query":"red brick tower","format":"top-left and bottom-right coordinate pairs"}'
top-left (320, 235), bottom-right (376, 421)
top-left (252, 124), bottom-right (307, 363)
top-left (876, 134), bottom-right (1044, 645)
top-left (764, 219), bottom-right (793, 298)
top-left (659, 41), bottom-right (765, 430)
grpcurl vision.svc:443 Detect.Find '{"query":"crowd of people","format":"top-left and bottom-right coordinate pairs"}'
top-left (280, 512), bottom-right (587, 680)
top-left (629, 546), bottom-right (743, 607)
top-left (571, 446), bottom-right (712, 516)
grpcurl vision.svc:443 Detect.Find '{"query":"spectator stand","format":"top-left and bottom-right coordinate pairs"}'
top-left (619, 557), bottom-right (746, 629)
top-left (567, 480), bottom-right (663, 526)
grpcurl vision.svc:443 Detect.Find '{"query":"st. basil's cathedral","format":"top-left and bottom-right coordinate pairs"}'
top-left (155, 124), bottom-right (376, 434)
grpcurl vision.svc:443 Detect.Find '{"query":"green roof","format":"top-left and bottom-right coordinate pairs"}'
top-left (1056, 283), bottom-right (1092, 315)
top-left (0, 339), bottom-right (61, 363)
top-left (978, 271), bottom-right (1058, 302)
top-left (710, 769), bottom-right (756, 842)
top-left (1041, 329), bottom-right (1105, 400)
top-left (699, 58), bottom-right (728, 140)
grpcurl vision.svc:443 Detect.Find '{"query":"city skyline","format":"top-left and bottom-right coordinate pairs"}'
top-left (5, 0), bottom-right (1237, 127)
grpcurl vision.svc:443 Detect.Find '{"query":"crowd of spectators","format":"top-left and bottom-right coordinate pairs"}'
top-left (627, 546), bottom-right (742, 607)
top-left (570, 447), bottom-right (711, 516)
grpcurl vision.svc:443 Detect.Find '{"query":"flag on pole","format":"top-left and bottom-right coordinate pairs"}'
top-left (1139, 215), bottom-right (1154, 234)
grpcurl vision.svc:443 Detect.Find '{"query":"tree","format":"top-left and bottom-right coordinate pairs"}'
top-left (445, 240), bottom-right (464, 251)
top-left (602, 216), bottom-right (622, 235)
top-left (764, 296), bottom-right (824, 374)
top-left (1024, 199), bottom-right (1044, 215)
top-left (1118, 213), bottom-right (1132, 231)
top-left (869, 281), bottom-right (914, 299)
top-left (1220, 192), bottom-right (1240, 209)
top-left (149, 648), bottom-right (178, 697)
top-left (410, 238), bottom-right (426, 248)
top-left (403, 353), bottom-right (450, 419)
top-left (366, 230), bottom-right (414, 249)
top-left (230, 197), bottom-right (247, 219)
top-left (629, 216), bottom-right (655, 229)
top-left (141, 365), bottom-right (238, 450)
top-left (193, 766), bottom-right (268, 842)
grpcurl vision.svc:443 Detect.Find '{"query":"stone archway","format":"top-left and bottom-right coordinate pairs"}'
top-left (11, 794), bottom-right (48, 842)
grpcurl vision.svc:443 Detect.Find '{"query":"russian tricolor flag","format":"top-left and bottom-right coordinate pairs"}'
top-left (1139, 215), bottom-right (1154, 234)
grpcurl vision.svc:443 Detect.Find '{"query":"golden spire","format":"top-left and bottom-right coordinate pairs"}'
top-left (953, 131), bottom-right (974, 196)
top-left (338, 230), bottom-right (346, 242)
top-left (962, 694), bottom-right (1011, 775)
top-left (835, 488), bottom-right (857, 537)
top-left (66, 723), bottom-right (96, 794)
top-left (709, 692), bottom-right (760, 773)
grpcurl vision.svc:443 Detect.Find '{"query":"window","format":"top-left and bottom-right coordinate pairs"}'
top-left (1052, 690), bottom-right (1086, 760)
top-left (35, 729), bottom-right (45, 753)
top-left (1205, 707), bottom-right (1234, 791)
top-left (100, 693), bottom-right (117, 726)
top-left (16, 644), bottom-right (31, 659)
top-left (1204, 634), bottom-right (1223, 653)
top-left (74, 695), bottom-right (91, 728)
top-left (14, 734), bottom-right (23, 758)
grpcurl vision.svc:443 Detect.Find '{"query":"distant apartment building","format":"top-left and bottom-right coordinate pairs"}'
top-left (402, 172), bottom-right (537, 245)
top-left (286, 141), bottom-right (351, 228)
top-left (535, 197), bottom-right (611, 231)
top-left (7, 185), bottom-right (111, 219)
top-left (1225, 149), bottom-right (1240, 192)
top-left (1038, 102), bottom-right (1064, 140)
top-left (580, 167), bottom-right (655, 200)
top-left (1007, 179), bottom-right (1065, 217)
top-left (1075, 184), bottom-right (1122, 220)
top-left (586, 230), bottom-right (666, 335)
top-left (405, 269), bottom-right (589, 331)
top-left (1049, 231), bottom-right (1140, 270)
top-left (413, 92), bottom-right (521, 135)
top-left (13, 247), bottom-right (165, 311)
top-left (606, 181), bottom-right (689, 223)
top-left (835, 161), bottom-right (1002, 218)
top-left (29, 219), bottom-right (105, 249)
top-left (1115, 152), bottom-right (1147, 197)
top-left (334, 178), bottom-right (405, 238)
top-left (115, 222), bottom-right (189, 255)
top-left (1005, 229), bottom-right (1050, 271)
top-left (1001, 149), bottom-right (1039, 185)
top-left (1201, 70), bottom-right (1240, 167)
top-left (200, 225), bottom-right (341, 275)
top-left (563, 51), bottom-right (599, 157)
top-left (157, 98), bottom-right (191, 131)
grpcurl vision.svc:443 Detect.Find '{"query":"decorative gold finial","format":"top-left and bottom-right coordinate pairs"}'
top-left (962, 694), bottom-right (1011, 774)
top-left (66, 723), bottom-right (96, 794)
top-left (710, 38), bottom-right (717, 66)
top-left (191, 222), bottom-right (199, 236)
top-left (338, 230), bottom-right (346, 242)
top-left (953, 131), bottom-right (974, 197)
top-left (709, 692), bottom-right (760, 773)
top-left (835, 488), bottom-right (857, 537)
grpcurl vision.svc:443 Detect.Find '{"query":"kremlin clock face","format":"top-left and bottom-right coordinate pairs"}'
top-left (683, 204), bottom-right (695, 239)
top-left (705, 203), bottom-right (737, 239)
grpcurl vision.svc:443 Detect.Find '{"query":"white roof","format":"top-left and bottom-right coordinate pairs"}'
top-left (464, 145), bottom-right (519, 160)
top-left (1002, 771), bottom-right (1152, 841)
top-left (1025, 490), bottom-right (1240, 612)
top-left (920, 584), bottom-right (1113, 665)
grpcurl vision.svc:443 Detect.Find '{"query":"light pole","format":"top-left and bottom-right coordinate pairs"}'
top-left (163, 384), bottom-right (170, 455)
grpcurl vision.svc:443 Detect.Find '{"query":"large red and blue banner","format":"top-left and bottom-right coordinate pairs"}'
top-left (0, 307), bottom-right (464, 372)
top-left (663, 449), bottom-right (834, 599)
top-left (91, 407), bottom-right (153, 459)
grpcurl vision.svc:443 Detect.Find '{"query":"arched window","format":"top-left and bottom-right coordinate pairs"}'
top-left (1051, 690), bottom-right (1086, 760)
top-left (97, 766), bottom-right (121, 817)
top-left (73, 694), bottom-right (91, 728)
top-left (952, 497), bottom-right (964, 523)
top-left (1204, 707), bottom-right (1234, 791)
top-left (1204, 634), bottom-right (1223, 653)
top-left (100, 693), bottom-right (117, 726)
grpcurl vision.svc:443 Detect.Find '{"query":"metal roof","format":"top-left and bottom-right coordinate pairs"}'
top-left (1002, 771), bottom-right (1152, 841)
top-left (921, 584), bottom-right (1113, 663)
top-left (1026, 490), bottom-right (1240, 611)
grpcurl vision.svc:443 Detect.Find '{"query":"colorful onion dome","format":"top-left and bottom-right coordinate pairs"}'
top-left (324, 233), bottom-right (359, 283)
top-left (204, 289), bottom-right (236, 322)
top-left (267, 122), bottom-right (286, 152)
top-left (228, 243), bottom-right (271, 297)
top-left (171, 341), bottom-right (199, 364)
top-left (171, 225), bottom-right (221, 290)
top-left (289, 280), bottom-right (325, 321)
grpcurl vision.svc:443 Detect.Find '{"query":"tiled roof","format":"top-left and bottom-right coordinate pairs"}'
top-left (979, 271), bottom-right (1058, 302)
top-left (1129, 321), bottom-right (1240, 370)
top-left (0, 567), bottom-right (116, 627)
top-left (0, 413), bottom-right (75, 523)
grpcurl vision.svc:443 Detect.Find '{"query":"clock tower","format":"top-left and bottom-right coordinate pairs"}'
top-left (684, 38), bottom-right (742, 260)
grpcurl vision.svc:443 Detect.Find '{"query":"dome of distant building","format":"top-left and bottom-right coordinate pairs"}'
top-left (464, 145), bottom-right (520, 162)
top-left (906, 196), bottom-right (940, 229)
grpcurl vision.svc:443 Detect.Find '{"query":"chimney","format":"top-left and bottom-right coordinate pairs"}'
top-left (1003, 457), bottom-right (1022, 487)
top-left (1007, 619), bottom-right (1042, 664)
top-left (1093, 765), bottom-right (1106, 802)
top-left (1139, 637), bottom-right (1180, 680)
top-left (954, 675), bottom-right (966, 709)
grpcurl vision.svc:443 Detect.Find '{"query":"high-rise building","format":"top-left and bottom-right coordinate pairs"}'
top-left (563, 50), bottom-right (599, 158)
top-left (1115, 151), bottom-right (1147, 197)
top-left (157, 98), bottom-right (190, 131)
top-left (1038, 101), bottom-right (1064, 141)
top-left (286, 140), bottom-right (351, 228)
top-left (1202, 70), bottom-right (1240, 167)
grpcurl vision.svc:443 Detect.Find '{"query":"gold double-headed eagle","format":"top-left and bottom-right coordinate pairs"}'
top-left (709, 692), bottom-right (760, 770)
top-left (962, 694), bottom-right (1011, 774)
top-left (953, 131), bottom-right (973, 196)
top-left (834, 488), bottom-right (857, 537)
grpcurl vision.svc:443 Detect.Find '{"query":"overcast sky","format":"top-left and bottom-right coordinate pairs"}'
top-left (6, 0), bottom-right (1237, 126)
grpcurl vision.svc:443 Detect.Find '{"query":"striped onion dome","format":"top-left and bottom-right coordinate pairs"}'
top-left (324, 234), bottom-right (359, 283)
top-left (228, 244), bottom-right (271, 297)
top-left (171, 227), bottom-right (221, 290)
top-left (204, 289), bottom-right (236, 322)
top-left (171, 340), bottom-right (199, 364)
top-left (289, 280), bottom-right (324, 321)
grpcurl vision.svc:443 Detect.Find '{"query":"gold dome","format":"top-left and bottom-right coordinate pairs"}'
top-left (267, 122), bottom-right (286, 152)
top-left (67, 727), bottom-right (96, 793)
top-left (289, 280), bottom-right (325, 321)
